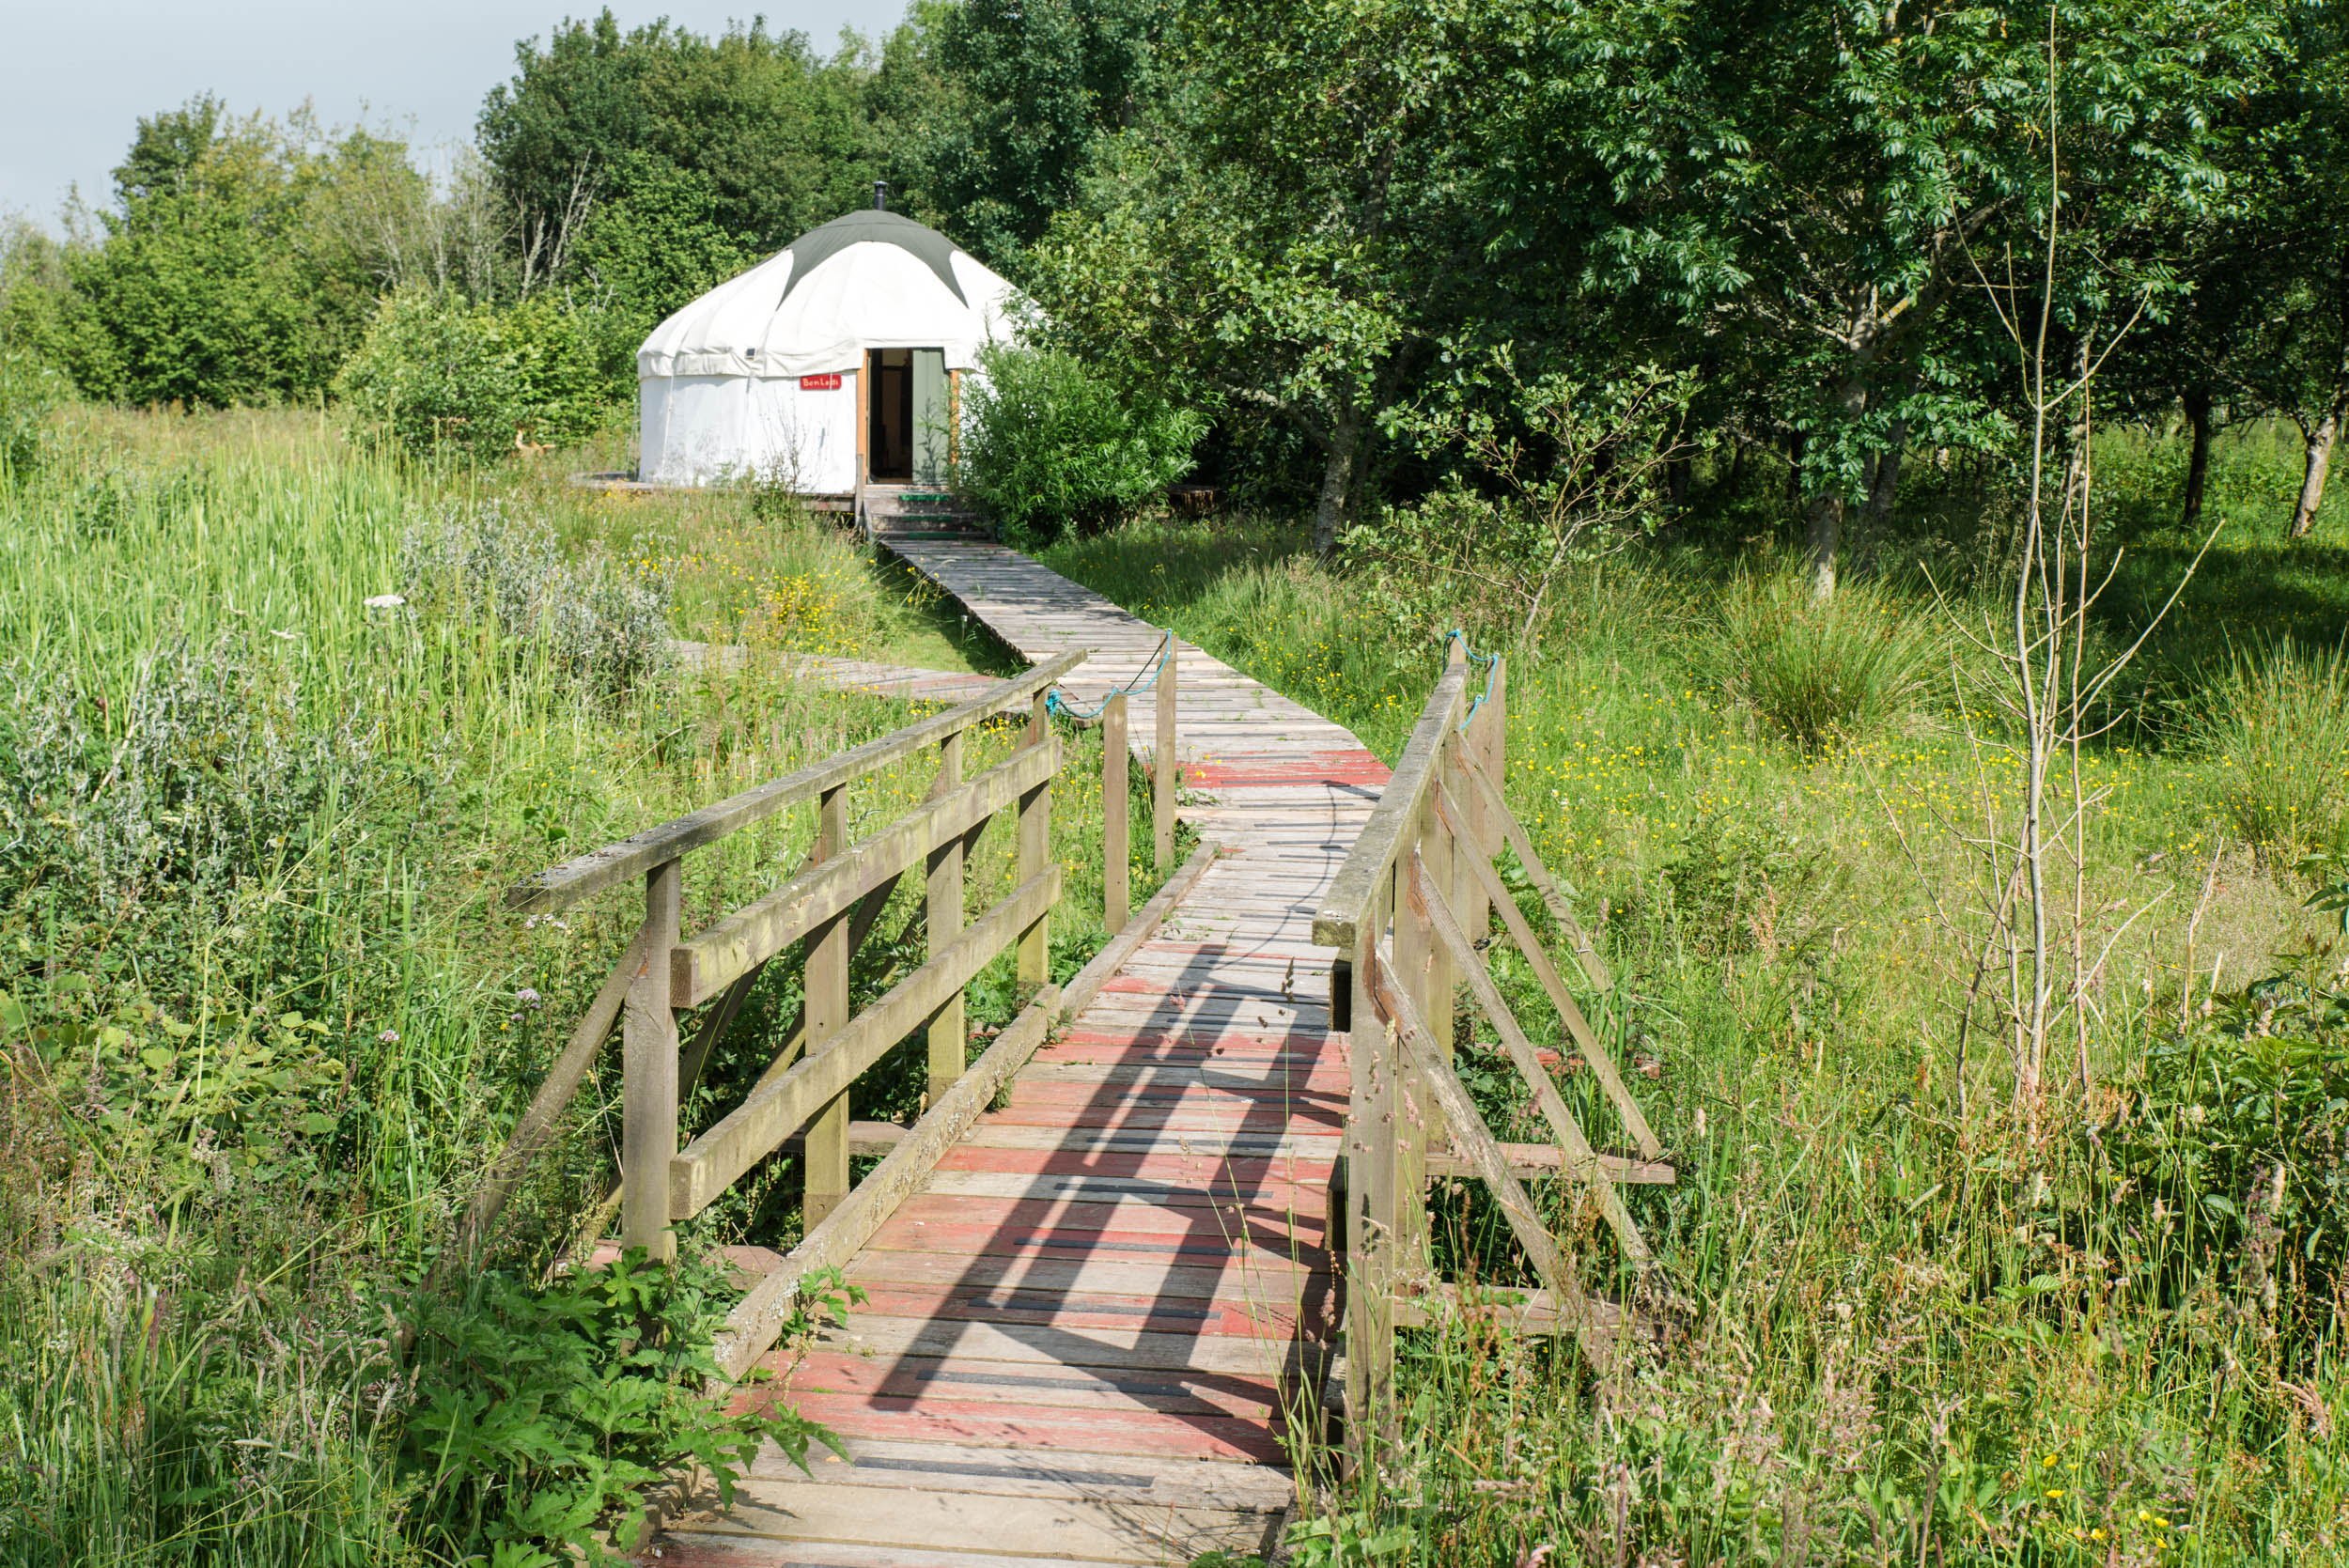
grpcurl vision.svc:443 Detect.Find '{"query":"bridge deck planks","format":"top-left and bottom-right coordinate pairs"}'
top-left (661, 538), bottom-right (1384, 1567)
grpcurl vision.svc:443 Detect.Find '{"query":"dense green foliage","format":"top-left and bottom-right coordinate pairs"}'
top-left (910, 0), bottom-right (1167, 269)
top-left (0, 348), bottom-right (59, 476)
top-left (334, 287), bottom-right (620, 459)
top-left (477, 13), bottom-right (891, 334)
top-left (958, 341), bottom-right (1201, 542)
top-left (9, 99), bottom-right (419, 408)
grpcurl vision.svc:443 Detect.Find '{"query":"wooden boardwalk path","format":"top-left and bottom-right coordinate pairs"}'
top-left (660, 541), bottom-right (1388, 1567)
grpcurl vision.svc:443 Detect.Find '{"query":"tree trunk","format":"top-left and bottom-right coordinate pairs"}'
top-left (1806, 491), bottom-right (1842, 601)
top-left (1785, 430), bottom-right (1806, 504)
top-left (1808, 368), bottom-right (1872, 598)
top-left (1313, 411), bottom-right (1362, 556)
top-left (1666, 458), bottom-right (1690, 508)
top-left (2180, 385), bottom-right (2213, 530)
top-left (1863, 423), bottom-right (1906, 527)
top-left (1725, 437), bottom-right (1747, 495)
top-left (2290, 404), bottom-right (2340, 539)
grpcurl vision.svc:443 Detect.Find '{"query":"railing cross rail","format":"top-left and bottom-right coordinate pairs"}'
top-left (444, 639), bottom-right (1206, 1383)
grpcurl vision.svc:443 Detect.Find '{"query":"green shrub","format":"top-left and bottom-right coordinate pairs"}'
top-left (398, 501), bottom-right (673, 695)
top-left (0, 636), bottom-right (387, 913)
top-left (0, 348), bottom-right (60, 480)
top-left (334, 287), bottom-right (618, 461)
top-left (396, 1249), bottom-right (842, 1565)
top-left (2108, 960), bottom-right (2349, 1328)
top-left (1694, 570), bottom-right (1945, 750)
top-left (957, 343), bottom-right (1202, 546)
top-left (2190, 636), bottom-right (2349, 851)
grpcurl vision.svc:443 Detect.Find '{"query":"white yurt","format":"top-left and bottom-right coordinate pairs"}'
top-left (635, 193), bottom-right (1021, 490)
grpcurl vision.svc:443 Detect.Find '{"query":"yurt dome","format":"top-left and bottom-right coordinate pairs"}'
top-left (636, 200), bottom-right (1022, 490)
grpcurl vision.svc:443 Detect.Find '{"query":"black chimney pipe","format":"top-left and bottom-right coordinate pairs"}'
top-left (874, 180), bottom-right (888, 211)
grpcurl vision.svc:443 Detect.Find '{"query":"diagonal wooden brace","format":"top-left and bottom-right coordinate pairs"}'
top-left (1430, 783), bottom-right (1662, 1159)
top-left (1406, 852), bottom-right (1655, 1268)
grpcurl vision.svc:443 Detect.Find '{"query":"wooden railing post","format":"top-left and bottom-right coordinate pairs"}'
top-left (1103, 691), bottom-right (1129, 935)
top-left (803, 785), bottom-right (852, 1228)
top-left (622, 856), bottom-right (683, 1260)
top-left (1018, 691), bottom-right (1052, 987)
top-left (1387, 782), bottom-right (1438, 1274)
top-left (1154, 631), bottom-right (1177, 870)
top-left (1346, 868), bottom-right (1397, 1448)
top-left (926, 732), bottom-right (967, 1105)
top-left (1455, 655), bottom-right (1501, 971)
top-left (1428, 641), bottom-right (1467, 1054)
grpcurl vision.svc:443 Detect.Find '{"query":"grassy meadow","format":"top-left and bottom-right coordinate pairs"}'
top-left (2, 396), bottom-right (2343, 1566)
top-left (1042, 426), bottom-right (2349, 1566)
top-left (0, 408), bottom-right (1164, 1565)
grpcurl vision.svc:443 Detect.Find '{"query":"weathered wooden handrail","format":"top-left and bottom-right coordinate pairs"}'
top-left (670, 739), bottom-right (1062, 1006)
top-left (1313, 660), bottom-right (1470, 952)
top-left (1316, 644), bottom-right (1671, 1451)
top-left (506, 649), bottom-right (1085, 916)
top-left (461, 653), bottom-right (1090, 1276)
top-left (458, 633), bottom-right (1200, 1380)
top-left (669, 866), bottom-right (1062, 1217)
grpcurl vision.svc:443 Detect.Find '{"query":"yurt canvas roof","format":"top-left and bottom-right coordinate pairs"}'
top-left (636, 210), bottom-right (1019, 381)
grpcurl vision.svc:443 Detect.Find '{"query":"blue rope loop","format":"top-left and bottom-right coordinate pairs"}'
top-left (1446, 628), bottom-right (1501, 732)
top-left (1043, 633), bottom-right (1172, 722)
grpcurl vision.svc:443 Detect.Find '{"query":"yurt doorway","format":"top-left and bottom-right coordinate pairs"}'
top-left (866, 348), bottom-right (949, 484)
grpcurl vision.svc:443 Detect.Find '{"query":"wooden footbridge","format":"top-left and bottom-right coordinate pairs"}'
top-left (467, 536), bottom-right (1669, 1566)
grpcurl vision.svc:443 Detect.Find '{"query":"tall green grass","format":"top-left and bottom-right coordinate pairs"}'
top-left (0, 409), bottom-right (1156, 1562)
top-left (1042, 475), bottom-right (2349, 1564)
top-left (1692, 567), bottom-right (1951, 750)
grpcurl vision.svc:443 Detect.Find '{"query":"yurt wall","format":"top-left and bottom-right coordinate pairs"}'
top-left (640, 371), bottom-right (860, 490)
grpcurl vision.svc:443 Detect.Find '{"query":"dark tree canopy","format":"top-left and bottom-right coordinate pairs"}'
top-left (477, 9), bottom-right (889, 323)
top-left (907, 0), bottom-right (1168, 271)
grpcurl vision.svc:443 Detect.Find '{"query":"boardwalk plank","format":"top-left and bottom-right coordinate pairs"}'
top-left (686, 536), bottom-right (1381, 1562)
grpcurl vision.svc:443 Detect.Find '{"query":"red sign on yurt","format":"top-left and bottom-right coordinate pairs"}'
top-left (800, 373), bottom-right (843, 391)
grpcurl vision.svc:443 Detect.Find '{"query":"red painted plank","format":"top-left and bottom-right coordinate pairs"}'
top-left (867, 1210), bottom-right (1329, 1265)
top-left (985, 1106), bottom-right (1344, 1137)
top-left (869, 1227), bottom-right (1330, 1276)
top-left (1040, 1031), bottom-right (1340, 1053)
top-left (880, 1193), bottom-right (1331, 1250)
top-left (830, 1282), bottom-right (1310, 1342)
top-left (785, 1351), bottom-right (1286, 1419)
top-left (843, 1246), bottom-right (1321, 1304)
top-left (1018, 1070), bottom-right (1344, 1094)
top-left (1185, 750), bottom-right (1391, 787)
top-left (935, 1146), bottom-right (1336, 1184)
top-left (752, 1389), bottom-right (1291, 1464)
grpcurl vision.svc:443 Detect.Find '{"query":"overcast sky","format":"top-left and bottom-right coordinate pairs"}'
top-left (0, 0), bottom-right (901, 224)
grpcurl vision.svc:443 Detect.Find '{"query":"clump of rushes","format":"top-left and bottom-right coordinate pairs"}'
top-left (1695, 568), bottom-right (1946, 751)
top-left (2189, 634), bottom-right (2349, 852)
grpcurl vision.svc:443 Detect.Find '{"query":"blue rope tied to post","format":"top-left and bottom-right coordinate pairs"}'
top-left (1445, 628), bottom-right (1501, 732)
top-left (1044, 632), bottom-right (1173, 722)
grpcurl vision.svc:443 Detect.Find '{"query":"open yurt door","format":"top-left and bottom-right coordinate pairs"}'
top-left (911, 349), bottom-right (949, 486)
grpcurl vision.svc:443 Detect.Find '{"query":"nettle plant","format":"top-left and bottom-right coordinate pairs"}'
top-left (394, 1249), bottom-right (851, 1566)
top-left (0, 992), bottom-right (350, 1206)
